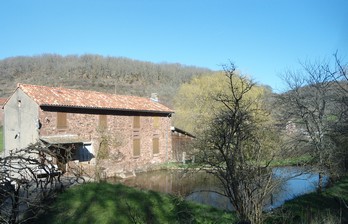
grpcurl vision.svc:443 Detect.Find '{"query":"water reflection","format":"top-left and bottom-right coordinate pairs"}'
top-left (109, 170), bottom-right (218, 197)
top-left (108, 167), bottom-right (325, 211)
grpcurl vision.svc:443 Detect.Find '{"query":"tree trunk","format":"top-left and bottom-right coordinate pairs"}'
top-left (317, 172), bottom-right (323, 193)
top-left (10, 187), bottom-right (20, 224)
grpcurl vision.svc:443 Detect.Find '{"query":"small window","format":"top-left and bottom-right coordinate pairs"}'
top-left (73, 144), bottom-right (94, 162)
top-left (153, 117), bottom-right (160, 129)
top-left (133, 116), bottom-right (140, 129)
top-left (99, 115), bottom-right (107, 129)
top-left (133, 138), bottom-right (141, 157)
top-left (153, 138), bottom-right (159, 154)
top-left (57, 112), bottom-right (67, 129)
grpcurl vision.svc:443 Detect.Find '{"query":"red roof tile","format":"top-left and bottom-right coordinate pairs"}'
top-left (17, 83), bottom-right (173, 114)
top-left (0, 98), bottom-right (7, 106)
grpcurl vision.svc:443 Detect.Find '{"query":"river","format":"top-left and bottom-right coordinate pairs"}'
top-left (108, 166), bottom-right (326, 211)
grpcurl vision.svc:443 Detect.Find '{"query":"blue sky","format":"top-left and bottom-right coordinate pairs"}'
top-left (1, 0), bottom-right (347, 92)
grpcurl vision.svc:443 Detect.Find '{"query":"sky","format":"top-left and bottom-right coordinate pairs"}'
top-left (1, 0), bottom-right (347, 92)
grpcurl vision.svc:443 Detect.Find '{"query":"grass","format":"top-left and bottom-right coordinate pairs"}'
top-left (36, 182), bottom-right (237, 224)
top-left (266, 175), bottom-right (348, 223)
top-left (29, 169), bottom-right (348, 223)
top-left (163, 155), bottom-right (313, 170)
top-left (270, 154), bottom-right (312, 167)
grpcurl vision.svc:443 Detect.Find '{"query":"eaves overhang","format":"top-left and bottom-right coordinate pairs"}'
top-left (40, 104), bottom-right (174, 117)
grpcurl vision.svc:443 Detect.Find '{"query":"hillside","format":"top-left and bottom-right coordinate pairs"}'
top-left (0, 54), bottom-right (212, 107)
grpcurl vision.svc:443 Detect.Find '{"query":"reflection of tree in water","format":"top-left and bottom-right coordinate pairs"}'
top-left (109, 170), bottom-right (221, 195)
top-left (173, 171), bottom-right (223, 196)
top-left (109, 170), bottom-right (232, 210)
top-left (108, 167), bottom-right (325, 211)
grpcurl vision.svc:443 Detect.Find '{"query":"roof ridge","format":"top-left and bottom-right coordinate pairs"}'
top-left (18, 83), bottom-right (148, 99)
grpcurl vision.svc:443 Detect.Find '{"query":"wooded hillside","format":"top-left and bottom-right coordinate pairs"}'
top-left (0, 54), bottom-right (212, 107)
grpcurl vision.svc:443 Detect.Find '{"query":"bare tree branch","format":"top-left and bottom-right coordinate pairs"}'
top-left (195, 63), bottom-right (281, 224)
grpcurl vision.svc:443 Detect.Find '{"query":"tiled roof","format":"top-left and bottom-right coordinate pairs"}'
top-left (0, 98), bottom-right (7, 106)
top-left (17, 83), bottom-right (173, 114)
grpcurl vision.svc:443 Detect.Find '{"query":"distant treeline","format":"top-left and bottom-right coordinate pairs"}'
top-left (0, 54), bottom-right (213, 107)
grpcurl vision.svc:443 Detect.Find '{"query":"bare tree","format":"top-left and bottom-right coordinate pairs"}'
top-left (95, 129), bottom-right (125, 182)
top-left (0, 54), bottom-right (212, 107)
top-left (0, 142), bottom-right (81, 224)
top-left (331, 52), bottom-right (348, 87)
top-left (329, 53), bottom-right (348, 173)
top-left (196, 63), bottom-right (280, 224)
top-left (279, 58), bottom-right (347, 191)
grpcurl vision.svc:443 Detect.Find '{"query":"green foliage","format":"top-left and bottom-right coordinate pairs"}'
top-left (36, 182), bottom-right (237, 224)
top-left (173, 72), bottom-right (226, 134)
top-left (270, 154), bottom-right (313, 167)
top-left (173, 71), bottom-right (270, 134)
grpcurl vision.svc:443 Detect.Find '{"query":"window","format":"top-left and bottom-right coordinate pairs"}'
top-left (72, 144), bottom-right (94, 162)
top-left (153, 138), bottom-right (159, 154)
top-left (133, 116), bottom-right (140, 129)
top-left (133, 138), bottom-right (140, 157)
top-left (79, 144), bottom-right (94, 162)
top-left (153, 117), bottom-right (160, 129)
top-left (133, 116), bottom-right (141, 157)
top-left (57, 112), bottom-right (67, 129)
top-left (99, 115), bottom-right (107, 129)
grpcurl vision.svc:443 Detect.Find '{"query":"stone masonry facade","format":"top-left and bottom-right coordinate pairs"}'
top-left (39, 109), bottom-right (172, 178)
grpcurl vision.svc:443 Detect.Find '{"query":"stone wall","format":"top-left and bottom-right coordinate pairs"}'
top-left (39, 110), bottom-right (172, 178)
top-left (0, 98), bottom-right (7, 127)
top-left (0, 107), bottom-right (3, 127)
top-left (3, 89), bottom-right (40, 153)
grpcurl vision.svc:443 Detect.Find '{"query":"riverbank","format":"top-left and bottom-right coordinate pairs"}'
top-left (35, 182), bottom-right (237, 224)
top-left (158, 154), bottom-right (313, 171)
top-left (266, 175), bottom-right (348, 223)
top-left (34, 174), bottom-right (348, 223)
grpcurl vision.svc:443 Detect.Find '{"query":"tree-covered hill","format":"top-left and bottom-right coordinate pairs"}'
top-left (0, 54), bottom-right (213, 107)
